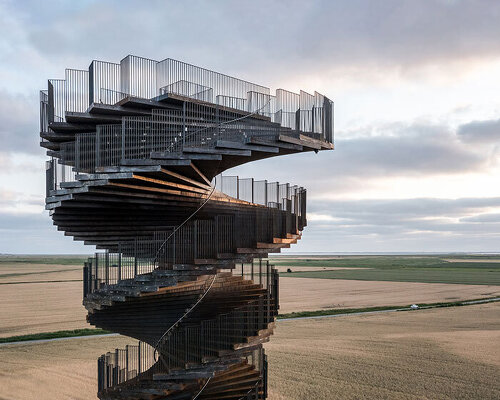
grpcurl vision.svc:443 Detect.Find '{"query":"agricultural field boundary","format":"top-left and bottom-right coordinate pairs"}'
top-left (2, 297), bottom-right (499, 346)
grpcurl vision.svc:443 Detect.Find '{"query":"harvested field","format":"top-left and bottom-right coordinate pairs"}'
top-left (0, 335), bottom-right (133, 399)
top-left (0, 303), bottom-right (498, 399)
top-left (0, 262), bottom-right (85, 338)
top-left (278, 277), bottom-right (500, 313)
top-left (267, 302), bottom-right (500, 400)
top-left (0, 263), bottom-right (81, 284)
top-left (2, 261), bottom-right (500, 338)
top-left (0, 280), bottom-right (88, 338)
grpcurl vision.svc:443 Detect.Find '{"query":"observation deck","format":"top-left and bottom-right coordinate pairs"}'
top-left (40, 55), bottom-right (334, 399)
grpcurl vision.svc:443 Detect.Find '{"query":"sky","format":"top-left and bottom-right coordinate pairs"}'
top-left (1, 0), bottom-right (500, 254)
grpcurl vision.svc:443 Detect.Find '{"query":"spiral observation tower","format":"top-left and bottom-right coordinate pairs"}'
top-left (40, 55), bottom-right (334, 399)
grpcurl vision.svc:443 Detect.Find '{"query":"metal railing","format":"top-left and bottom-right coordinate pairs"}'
top-left (65, 69), bottom-right (89, 113)
top-left (97, 262), bottom-right (277, 392)
top-left (45, 158), bottom-right (76, 193)
top-left (99, 88), bottom-right (128, 105)
top-left (156, 58), bottom-right (270, 106)
top-left (82, 187), bottom-right (303, 296)
top-left (89, 60), bottom-right (120, 105)
top-left (98, 340), bottom-right (155, 390)
top-left (50, 100), bottom-right (331, 179)
top-left (216, 94), bottom-right (247, 110)
top-left (40, 90), bottom-right (49, 132)
top-left (98, 344), bottom-right (267, 397)
top-left (160, 80), bottom-right (214, 103)
top-left (42, 55), bottom-right (329, 400)
top-left (42, 55), bottom-right (333, 134)
top-left (42, 57), bottom-right (333, 198)
top-left (215, 175), bottom-right (305, 214)
top-left (157, 278), bottom-right (276, 371)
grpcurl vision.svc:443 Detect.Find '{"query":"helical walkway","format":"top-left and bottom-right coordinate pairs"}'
top-left (40, 55), bottom-right (334, 399)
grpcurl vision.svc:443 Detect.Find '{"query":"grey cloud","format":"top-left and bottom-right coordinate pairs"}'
top-left (229, 120), bottom-right (489, 196)
top-left (458, 119), bottom-right (500, 143)
top-left (0, 90), bottom-right (40, 154)
top-left (1, 0), bottom-right (500, 254)
top-left (0, 212), bottom-right (48, 231)
top-left (5, 0), bottom-right (500, 80)
top-left (310, 197), bottom-right (500, 221)
top-left (335, 123), bottom-right (484, 176)
top-left (0, 212), bottom-right (91, 254)
top-left (461, 213), bottom-right (500, 223)
top-left (298, 196), bottom-right (500, 252)
top-left (0, 189), bottom-right (43, 209)
top-left (0, 196), bottom-right (498, 254)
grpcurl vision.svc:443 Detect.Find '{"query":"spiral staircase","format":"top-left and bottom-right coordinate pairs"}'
top-left (40, 55), bottom-right (334, 399)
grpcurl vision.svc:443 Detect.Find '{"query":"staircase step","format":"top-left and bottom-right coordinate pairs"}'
top-left (151, 151), bottom-right (222, 161)
top-left (215, 140), bottom-right (278, 153)
top-left (183, 147), bottom-right (251, 156)
top-left (236, 248), bottom-right (273, 254)
top-left (256, 242), bottom-right (290, 249)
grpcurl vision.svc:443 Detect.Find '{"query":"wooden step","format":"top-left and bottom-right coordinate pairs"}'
top-left (256, 242), bottom-right (290, 249)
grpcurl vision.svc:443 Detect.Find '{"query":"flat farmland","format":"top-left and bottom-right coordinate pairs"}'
top-left (267, 302), bottom-right (500, 400)
top-left (278, 277), bottom-right (500, 313)
top-left (0, 280), bottom-right (89, 338)
top-left (0, 303), bottom-right (498, 399)
top-left (2, 255), bottom-right (500, 337)
top-left (0, 258), bottom-right (87, 337)
top-left (272, 255), bottom-right (500, 285)
top-left (0, 335), bottom-right (134, 399)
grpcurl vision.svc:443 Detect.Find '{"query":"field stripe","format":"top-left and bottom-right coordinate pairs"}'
top-left (0, 279), bottom-right (82, 285)
top-left (1, 297), bottom-right (499, 346)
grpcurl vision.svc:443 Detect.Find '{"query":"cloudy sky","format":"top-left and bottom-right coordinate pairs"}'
top-left (1, 0), bottom-right (500, 254)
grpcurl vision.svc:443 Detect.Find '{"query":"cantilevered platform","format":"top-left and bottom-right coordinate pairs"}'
top-left (40, 55), bottom-right (334, 399)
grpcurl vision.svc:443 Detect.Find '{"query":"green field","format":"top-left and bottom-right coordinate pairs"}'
top-left (272, 255), bottom-right (500, 285)
top-left (0, 255), bottom-right (89, 265)
top-left (2, 254), bottom-right (500, 285)
top-left (0, 329), bottom-right (111, 344)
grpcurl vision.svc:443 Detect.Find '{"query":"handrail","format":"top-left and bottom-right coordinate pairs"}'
top-left (151, 96), bottom-right (273, 268)
top-left (238, 378), bottom-right (261, 400)
top-left (153, 271), bottom-right (217, 362)
top-left (192, 376), bottom-right (212, 400)
top-left (92, 97), bottom-right (277, 395)
top-left (97, 265), bottom-right (278, 391)
top-left (151, 97), bottom-right (273, 370)
top-left (180, 95), bottom-right (275, 146)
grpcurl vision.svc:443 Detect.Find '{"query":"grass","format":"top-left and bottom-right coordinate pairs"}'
top-left (277, 296), bottom-right (500, 319)
top-left (0, 329), bottom-right (111, 344)
top-left (0, 255), bottom-right (89, 265)
top-left (274, 255), bottom-right (500, 285)
top-left (278, 305), bottom-right (405, 319)
top-left (272, 255), bottom-right (500, 269)
top-left (0, 267), bottom-right (80, 279)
